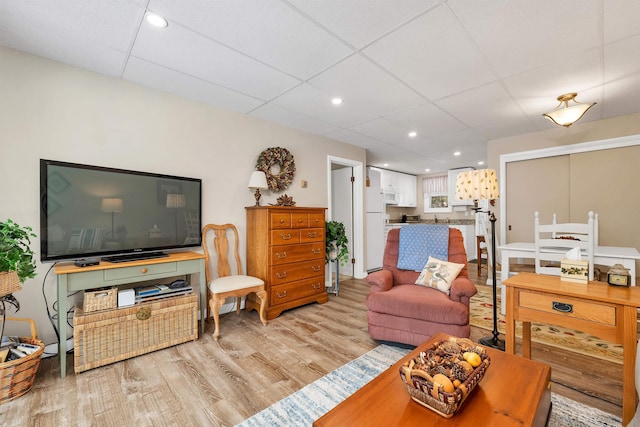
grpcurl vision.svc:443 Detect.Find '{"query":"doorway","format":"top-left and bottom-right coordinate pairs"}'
top-left (327, 156), bottom-right (365, 279)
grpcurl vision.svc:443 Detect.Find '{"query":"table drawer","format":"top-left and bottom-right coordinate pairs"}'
top-left (270, 260), bottom-right (325, 285)
top-left (520, 291), bottom-right (616, 325)
top-left (271, 243), bottom-right (324, 265)
top-left (103, 262), bottom-right (178, 281)
top-left (270, 277), bottom-right (324, 306)
top-left (292, 213), bottom-right (308, 228)
top-left (271, 213), bottom-right (291, 229)
top-left (300, 227), bottom-right (323, 243)
top-left (271, 229), bottom-right (300, 245)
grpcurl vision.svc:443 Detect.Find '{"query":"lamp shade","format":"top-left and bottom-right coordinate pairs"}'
top-left (166, 193), bottom-right (186, 208)
top-left (542, 93), bottom-right (596, 127)
top-left (248, 170), bottom-right (268, 189)
top-left (101, 198), bottom-right (123, 213)
top-left (454, 169), bottom-right (499, 201)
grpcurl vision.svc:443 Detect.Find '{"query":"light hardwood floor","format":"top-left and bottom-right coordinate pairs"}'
top-left (0, 268), bottom-right (624, 426)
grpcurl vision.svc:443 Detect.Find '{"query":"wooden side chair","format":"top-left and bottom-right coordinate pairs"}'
top-left (202, 223), bottom-right (267, 341)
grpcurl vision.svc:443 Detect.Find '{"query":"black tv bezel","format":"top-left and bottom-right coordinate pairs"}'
top-left (39, 159), bottom-right (202, 263)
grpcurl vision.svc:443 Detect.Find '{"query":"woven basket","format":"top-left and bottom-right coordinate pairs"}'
top-left (0, 271), bottom-right (22, 298)
top-left (399, 338), bottom-right (490, 418)
top-left (0, 317), bottom-right (44, 404)
top-left (82, 287), bottom-right (117, 312)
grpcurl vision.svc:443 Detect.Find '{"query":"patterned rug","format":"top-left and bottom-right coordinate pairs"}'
top-left (470, 284), bottom-right (624, 364)
top-left (236, 344), bottom-right (621, 426)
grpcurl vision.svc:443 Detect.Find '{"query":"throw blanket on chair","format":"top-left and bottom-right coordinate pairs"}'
top-left (397, 224), bottom-right (449, 271)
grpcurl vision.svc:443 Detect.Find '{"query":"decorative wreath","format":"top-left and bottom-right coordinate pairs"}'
top-left (255, 147), bottom-right (296, 192)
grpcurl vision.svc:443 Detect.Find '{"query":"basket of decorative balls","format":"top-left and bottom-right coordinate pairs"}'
top-left (399, 337), bottom-right (490, 418)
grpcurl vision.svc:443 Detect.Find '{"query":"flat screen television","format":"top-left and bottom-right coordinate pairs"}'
top-left (40, 159), bottom-right (202, 263)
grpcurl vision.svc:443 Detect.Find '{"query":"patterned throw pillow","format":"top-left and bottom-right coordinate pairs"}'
top-left (415, 256), bottom-right (465, 295)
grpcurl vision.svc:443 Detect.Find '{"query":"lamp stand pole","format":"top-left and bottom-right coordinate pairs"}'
top-left (478, 212), bottom-right (505, 351)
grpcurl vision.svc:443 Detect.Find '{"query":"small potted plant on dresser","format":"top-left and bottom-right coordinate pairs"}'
top-left (325, 220), bottom-right (349, 296)
top-left (0, 219), bottom-right (44, 404)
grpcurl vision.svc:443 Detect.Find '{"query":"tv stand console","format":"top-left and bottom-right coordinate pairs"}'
top-left (54, 251), bottom-right (206, 378)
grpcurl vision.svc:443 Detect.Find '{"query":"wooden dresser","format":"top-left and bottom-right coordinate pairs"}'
top-left (246, 206), bottom-right (328, 320)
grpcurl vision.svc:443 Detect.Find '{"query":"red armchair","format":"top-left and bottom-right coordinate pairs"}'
top-left (366, 227), bottom-right (477, 346)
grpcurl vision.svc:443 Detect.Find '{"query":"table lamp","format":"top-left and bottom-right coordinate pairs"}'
top-left (455, 169), bottom-right (504, 351)
top-left (248, 171), bottom-right (268, 206)
top-left (101, 198), bottom-right (123, 238)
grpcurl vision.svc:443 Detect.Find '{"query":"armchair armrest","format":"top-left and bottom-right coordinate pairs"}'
top-left (366, 269), bottom-right (393, 292)
top-left (448, 276), bottom-right (477, 304)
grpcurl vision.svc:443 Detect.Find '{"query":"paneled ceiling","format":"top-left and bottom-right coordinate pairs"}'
top-left (2, 0), bottom-right (639, 175)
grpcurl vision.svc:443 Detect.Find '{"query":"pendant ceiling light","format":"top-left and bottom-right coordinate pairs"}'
top-left (542, 92), bottom-right (596, 127)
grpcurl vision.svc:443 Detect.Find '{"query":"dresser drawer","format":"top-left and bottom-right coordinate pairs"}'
top-left (292, 213), bottom-right (308, 228)
top-left (309, 212), bottom-right (324, 228)
top-left (271, 229), bottom-right (300, 245)
top-left (270, 260), bottom-right (325, 285)
top-left (271, 243), bottom-right (324, 265)
top-left (103, 262), bottom-right (178, 281)
top-left (270, 277), bottom-right (324, 306)
top-left (520, 291), bottom-right (616, 326)
top-left (300, 227), bottom-right (323, 243)
top-left (271, 212), bottom-right (292, 229)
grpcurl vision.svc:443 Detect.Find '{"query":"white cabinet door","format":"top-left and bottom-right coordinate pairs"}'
top-left (396, 172), bottom-right (417, 207)
top-left (449, 224), bottom-right (475, 261)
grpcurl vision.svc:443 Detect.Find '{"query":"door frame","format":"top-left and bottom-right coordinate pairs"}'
top-left (327, 156), bottom-right (365, 279)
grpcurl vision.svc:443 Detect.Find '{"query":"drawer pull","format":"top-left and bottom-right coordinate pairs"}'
top-left (276, 271), bottom-right (287, 279)
top-left (312, 283), bottom-right (321, 290)
top-left (279, 219), bottom-right (285, 223)
top-left (136, 307), bottom-right (151, 321)
top-left (280, 233), bottom-right (292, 240)
top-left (276, 252), bottom-right (287, 259)
top-left (276, 291), bottom-right (288, 299)
top-left (311, 248), bottom-right (321, 254)
top-left (141, 268), bottom-right (148, 274)
top-left (308, 232), bottom-right (318, 238)
top-left (552, 301), bottom-right (573, 313)
top-left (312, 265), bottom-right (321, 272)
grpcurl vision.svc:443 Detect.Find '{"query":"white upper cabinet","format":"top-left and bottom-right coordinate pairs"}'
top-left (379, 169), bottom-right (417, 207)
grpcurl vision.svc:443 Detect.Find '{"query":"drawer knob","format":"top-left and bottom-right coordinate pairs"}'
top-left (141, 268), bottom-right (148, 274)
top-left (276, 291), bottom-right (287, 299)
top-left (552, 301), bottom-right (573, 313)
top-left (312, 266), bottom-right (321, 272)
top-left (136, 306), bottom-right (151, 320)
top-left (276, 252), bottom-right (287, 259)
top-left (281, 233), bottom-right (292, 240)
top-left (276, 271), bottom-right (287, 279)
top-left (308, 232), bottom-right (317, 238)
top-left (279, 219), bottom-right (285, 223)
top-left (311, 248), bottom-right (321, 254)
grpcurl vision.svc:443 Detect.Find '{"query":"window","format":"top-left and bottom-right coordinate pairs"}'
top-left (423, 175), bottom-right (451, 213)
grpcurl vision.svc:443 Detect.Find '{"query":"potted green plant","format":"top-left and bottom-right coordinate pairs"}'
top-left (0, 219), bottom-right (37, 301)
top-left (325, 220), bottom-right (349, 266)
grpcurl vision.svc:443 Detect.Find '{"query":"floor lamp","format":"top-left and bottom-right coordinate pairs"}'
top-left (454, 169), bottom-right (505, 351)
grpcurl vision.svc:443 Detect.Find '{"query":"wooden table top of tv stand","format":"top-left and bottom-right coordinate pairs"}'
top-left (54, 251), bottom-right (205, 274)
top-left (313, 332), bottom-right (552, 427)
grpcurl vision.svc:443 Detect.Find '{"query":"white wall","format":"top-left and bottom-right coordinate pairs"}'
top-left (0, 47), bottom-right (366, 345)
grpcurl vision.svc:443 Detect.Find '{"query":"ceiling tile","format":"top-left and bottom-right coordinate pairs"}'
top-left (249, 103), bottom-right (340, 135)
top-left (326, 129), bottom-right (391, 150)
top-left (123, 57), bottom-right (265, 113)
top-left (603, 1), bottom-right (640, 43)
top-left (348, 117), bottom-right (425, 147)
top-left (149, 0), bottom-right (353, 79)
top-left (448, 0), bottom-right (601, 78)
top-left (131, 21), bottom-right (301, 100)
top-left (363, 4), bottom-right (497, 100)
top-left (383, 103), bottom-right (467, 138)
top-left (287, 0), bottom-right (440, 48)
top-left (604, 34), bottom-right (640, 83)
top-left (602, 72), bottom-right (640, 119)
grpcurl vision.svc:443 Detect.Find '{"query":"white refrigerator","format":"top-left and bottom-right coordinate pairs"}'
top-left (366, 168), bottom-right (386, 271)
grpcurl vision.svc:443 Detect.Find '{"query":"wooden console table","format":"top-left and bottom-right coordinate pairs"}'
top-left (504, 272), bottom-right (640, 425)
top-left (54, 251), bottom-right (206, 378)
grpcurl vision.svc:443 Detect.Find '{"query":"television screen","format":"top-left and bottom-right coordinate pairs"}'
top-left (40, 159), bottom-right (202, 262)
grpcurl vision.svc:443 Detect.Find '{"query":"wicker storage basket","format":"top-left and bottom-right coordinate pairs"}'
top-left (0, 271), bottom-right (22, 298)
top-left (399, 337), bottom-right (490, 418)
top-left (73, 294), bottom-right (197, 373)
top-left (0, 317), bottom-right (44, 404)
top-left (82, 287), bottom-right (117, 312)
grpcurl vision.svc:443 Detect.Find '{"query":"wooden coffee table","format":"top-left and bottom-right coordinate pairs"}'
top-left (314, 332), bottom-right (551, 427)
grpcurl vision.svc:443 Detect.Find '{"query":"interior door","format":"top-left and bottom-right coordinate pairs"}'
top-left (331, 166), bottom-right (354, 277)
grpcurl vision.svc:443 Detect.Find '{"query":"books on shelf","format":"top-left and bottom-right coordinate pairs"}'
top-left (134, 284), bottom-right (193, 303)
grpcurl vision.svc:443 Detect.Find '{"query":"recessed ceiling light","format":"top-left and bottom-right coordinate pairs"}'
top-left (408, 131), bottom-right (417, 138)
top-left (454, 151), bottom-right (461, 156)
top-left (478, 161), bottom-right (485, 165)
top-left (146, 13), bottom-right (168, 28)
top-left (424, 168), bottom-right (430, 172)
top-left (331, 97), bottom-right (343, 106)
top-left (383, 163), bottom-right (389, 167)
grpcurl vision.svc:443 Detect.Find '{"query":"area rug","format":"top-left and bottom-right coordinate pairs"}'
top-left (470, 284), bottom-right (623, 364)
top-left (236, 344), bottom-right (621, 426)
